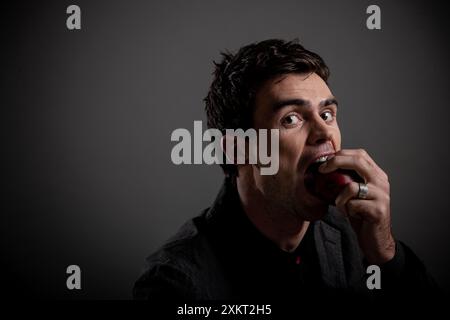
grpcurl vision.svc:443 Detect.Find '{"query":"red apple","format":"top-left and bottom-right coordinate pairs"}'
top-left (304, 161), bottom-right (363, 205)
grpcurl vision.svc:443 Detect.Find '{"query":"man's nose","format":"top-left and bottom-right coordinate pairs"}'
top-left (306, 115), bottom-right (333, 145)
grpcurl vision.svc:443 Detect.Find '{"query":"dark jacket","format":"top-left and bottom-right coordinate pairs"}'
top-left (134, 178), bottom-right (438, 302)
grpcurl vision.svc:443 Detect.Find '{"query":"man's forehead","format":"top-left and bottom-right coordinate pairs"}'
top-left (262, 73), bottom-right (332, 101)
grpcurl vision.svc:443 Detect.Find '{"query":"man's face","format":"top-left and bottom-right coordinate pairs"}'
top-left (252, 72), bottom-right (341, 220)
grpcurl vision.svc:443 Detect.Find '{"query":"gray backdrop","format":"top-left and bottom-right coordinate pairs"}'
top-left (2, 0), bottom-right (449, 299)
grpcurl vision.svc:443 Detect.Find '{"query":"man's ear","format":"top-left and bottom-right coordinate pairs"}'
top-left (220, 134), bottom-right (248, 165)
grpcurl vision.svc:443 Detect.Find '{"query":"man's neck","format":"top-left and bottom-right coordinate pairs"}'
top-left (236, 175), bottom-right (310, 253)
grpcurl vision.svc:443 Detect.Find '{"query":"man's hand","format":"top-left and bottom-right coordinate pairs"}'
top-left (319, 149), bottom-right (396, 265)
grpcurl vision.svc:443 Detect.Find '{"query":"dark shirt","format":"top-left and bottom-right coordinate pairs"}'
top-left (134, 178), bottom-right (438, 302)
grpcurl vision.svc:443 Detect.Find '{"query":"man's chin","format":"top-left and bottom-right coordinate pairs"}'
top-left (300, 190), bottom-right (330, 221)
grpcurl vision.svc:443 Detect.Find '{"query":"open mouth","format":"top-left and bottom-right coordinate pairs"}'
top-left (303, 155), bottom-right (332, 201)
top-left (313, 155), bottom-right (331, 164)
top-left (303, 153), bottom-right (363, 205)
top-left (305, 154), bottom-right (333, 176)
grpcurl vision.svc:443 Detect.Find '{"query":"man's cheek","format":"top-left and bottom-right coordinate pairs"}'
top-left (272, 138), bottom-right (301, 173)
top-left (333, 127), bottom-right (342, 150)
top-left (275, 153), bottom-right (300, 179)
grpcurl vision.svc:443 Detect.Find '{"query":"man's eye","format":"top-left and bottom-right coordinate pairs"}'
top-left (321, 111), bottom-right (334, 122)
top-left (282, 114), bottom-right (301, 127)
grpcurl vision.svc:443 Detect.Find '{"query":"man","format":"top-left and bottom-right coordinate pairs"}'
top-left (134, 39), bottom-right (437, 302)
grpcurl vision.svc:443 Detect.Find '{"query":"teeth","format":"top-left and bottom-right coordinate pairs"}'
top-left (315, 155), bottom-right (328, 163)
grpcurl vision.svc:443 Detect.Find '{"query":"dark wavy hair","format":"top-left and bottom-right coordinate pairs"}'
top-left (204, 39), bottom-right (330, 178)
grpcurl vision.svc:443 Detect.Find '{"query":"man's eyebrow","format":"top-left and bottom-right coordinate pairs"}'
top-left (272, 97), bottom-right (338, 112)
top-left (319, 97), bottom-right (339, 108)
top-left (272, 99), bottom-right (311, 112)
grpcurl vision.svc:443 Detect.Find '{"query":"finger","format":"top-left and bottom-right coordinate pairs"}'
top-left (335, 181), bottom-right (379, 207)
top-left (334, 182), bottom-right (386, 221)
top-left (335, 149), bottom-right (389, 182)
top-left (319, 154), bottom-right (372, 182)
top-left (336, 149), bottom-right (375, 164)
